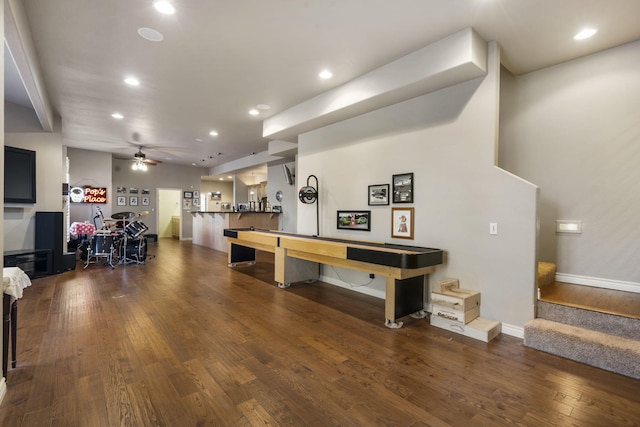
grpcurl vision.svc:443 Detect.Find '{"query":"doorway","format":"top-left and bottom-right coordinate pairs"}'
top-left (157, 188), bottom-right (181, 239)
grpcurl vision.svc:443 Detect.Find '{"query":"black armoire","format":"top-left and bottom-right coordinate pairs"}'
top-left (35, 211), bottom-right (64, 274)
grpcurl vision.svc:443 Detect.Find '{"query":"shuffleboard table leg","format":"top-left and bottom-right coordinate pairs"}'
top-left (385, 319), bottom-right (403, 329)
top-left (410, 310), bottom-right (428, 319)
top-left (277, 282), bottom-right (291, 289)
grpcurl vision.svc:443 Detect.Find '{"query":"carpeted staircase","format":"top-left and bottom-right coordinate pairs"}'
top-left (524, 263), bottom-right (640, 379)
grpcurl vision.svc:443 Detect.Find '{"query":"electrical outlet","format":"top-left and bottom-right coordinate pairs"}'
top-left (369, 273), bottom-right (375, 279)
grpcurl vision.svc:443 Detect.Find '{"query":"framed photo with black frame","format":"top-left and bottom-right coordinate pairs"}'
top-left (336, 210), bottom-right (371, 231)
top-left (368, 184), bottom-right (390, 206)
top-left (392, 173), bottom-right (413, 203)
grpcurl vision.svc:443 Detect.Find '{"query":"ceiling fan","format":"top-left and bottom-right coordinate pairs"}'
top-left (128, 146), bottom-right (162, 171)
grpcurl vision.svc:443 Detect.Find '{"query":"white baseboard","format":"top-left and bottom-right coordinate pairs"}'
top-left (555, 273), bottom-right (640, 294)
top-left (0, 377), bottom-right (6, 407)
top-left (319, 276), bottom-right (525, 339)
top-left (319, 275), bottom-right (385, 300)
top-left (500, 323), bottom-right (524, 339)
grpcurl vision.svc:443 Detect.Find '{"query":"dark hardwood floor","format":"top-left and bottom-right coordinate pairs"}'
top-left (1, 239), bottom-right (639, 426)
top-left (540, 282), bottom-right (640, 320)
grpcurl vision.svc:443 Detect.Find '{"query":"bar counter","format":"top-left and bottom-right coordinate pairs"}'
top-left (191, 211), bottom-right (280, 252)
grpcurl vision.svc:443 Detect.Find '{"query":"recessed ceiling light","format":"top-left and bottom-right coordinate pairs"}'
top-left (319, 69), bottom-right (333, 79)
top-left (195, 138), bottom-right (203, 142)
top-left (192, 163), bottom-right (196, 166)
top-left (256, 104), bottom-right (271, 110)
top-left (573, 28), bottom-right (597, 40)
top-left (138, 27), bottom-right (164, 42)
top-left (209, 130), bottom-right (218, 136)
top-left (124, 76), bottom-right (140, 86)
top-left (219, 178), bottom-right (224, 181)
top-left (153, 1), bottom-right (175, 15)
top-left (249, 109), bottom-right (259, 116)
top-left (227, 176), bottom-right (232, 179)
top-left (111, 112), bottom-right (124, 119)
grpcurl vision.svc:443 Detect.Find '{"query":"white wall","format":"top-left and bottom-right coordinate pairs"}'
top-left (266, 161), bottom-right (297, 231)
top-left (297, 44), bottom-right (538, 330)
top-left (499, 39), bottom-right (640, 287)
top-left (67, 147), bottom-right (113, 226)
top-left (4, 107), bottom-right (64, 251)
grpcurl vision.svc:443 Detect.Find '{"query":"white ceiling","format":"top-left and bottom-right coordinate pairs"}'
top-left (5, 0), bottom-right (640, 171)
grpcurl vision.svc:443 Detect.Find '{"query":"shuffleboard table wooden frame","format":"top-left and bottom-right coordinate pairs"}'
top-left (224, 228), bottom-right (444, 328)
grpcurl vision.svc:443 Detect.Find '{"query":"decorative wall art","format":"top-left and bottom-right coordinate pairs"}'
top-left (337, 210), bottom-right (371, 231)
top-left (183, 199), bottom-right (192, 210)
top-left (184, 191), bottom-right (193, 199)
top-left (117, 196), bottom-right (126, 206)
top-left (129, 196), bottom-right (138, 206)
top-left (392, 173), bottom-right (413, 203)
top-left (129, 187), bottom-right (139, 194)
top-left (368, 184), bottom-right (390, 206)
top-left (141, 196), bottom-right (150, 206)
top-left (392, 207), bottom-right (414, 239)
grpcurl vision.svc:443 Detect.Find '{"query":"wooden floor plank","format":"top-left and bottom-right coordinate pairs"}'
top-left (1, 239), bottom-right (639, 426)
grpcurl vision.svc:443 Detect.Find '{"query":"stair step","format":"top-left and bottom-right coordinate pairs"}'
top-left (537, 301), bottom-right (640, 341)
top-left (537, 262), bottom-right (556, 288)
top-left (524, 318), bottom-right (640, 380)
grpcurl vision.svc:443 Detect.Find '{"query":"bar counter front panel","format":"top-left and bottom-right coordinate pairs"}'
top-left (224, 228), bottom-right (444, 328)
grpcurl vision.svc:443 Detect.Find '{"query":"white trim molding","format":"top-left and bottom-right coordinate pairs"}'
top-left (0, 377), bottom-right (7, 407)
top-left (556, 273), bottom-right (640, 294)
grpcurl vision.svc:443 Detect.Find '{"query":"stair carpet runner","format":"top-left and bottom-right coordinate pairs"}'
top-left (524, 263), bottom-right (640, 379)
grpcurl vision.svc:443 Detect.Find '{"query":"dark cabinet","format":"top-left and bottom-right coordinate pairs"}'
top-left (3, 249), bottom-right (53, 278)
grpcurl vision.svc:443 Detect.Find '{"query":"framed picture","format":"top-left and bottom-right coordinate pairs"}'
top-left (183, 199), bottom-right (192, 210)
top-left (117, 196), bottom-right (126, 206)
top-left (129, 187), bottom-right (139, 194)
top-left (193, 198), bottom-right (199, 207)
top-left (116, 186), bottom-right (127, 194)
top-left (129, 196), bottom-right (138, 206)
top-left (392, 207), bottom-right (414, 239)
top-left (141, 196), bottom-right (150, 206)
top-left (141, 188), bottom-right (150, 195)
top-left (193, 191), bottom-right (200, 198)
top-left (336, 210), bottom-right (371, 231)
top-left (272, 205), bottom-right (282, 213)
top-left (184, 191), bottom-right (193, 199)
top-left (392, 173), bottom-right (413, 203)
top-left (368, 184), bottom-right (390, 206)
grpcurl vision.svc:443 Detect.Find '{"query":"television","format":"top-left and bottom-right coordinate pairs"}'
top-left (282, 163), bottom-right (294, 186)
top-left (4, 146), bottom-right (37, 204)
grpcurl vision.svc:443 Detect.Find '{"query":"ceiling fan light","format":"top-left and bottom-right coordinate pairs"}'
top-left (132, 163), bottom-right (139, 170)
top-left (140, 163), bottom-right (148, 171)
top-left (153, 0), bottom-right (175, 15)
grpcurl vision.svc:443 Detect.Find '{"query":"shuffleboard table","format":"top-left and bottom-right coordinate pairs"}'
top-left (224, 228), bottom-right (444, 328)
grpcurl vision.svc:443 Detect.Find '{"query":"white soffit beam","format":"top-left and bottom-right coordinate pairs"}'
top-left (263, 27), bottom-right (487, 141)
top-left (209, 150), bottom-right (283, 176)
top-left (5, 0), bottom-right (54, 131)
top-left (267, 140), bottom-right (298, 158)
